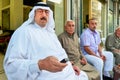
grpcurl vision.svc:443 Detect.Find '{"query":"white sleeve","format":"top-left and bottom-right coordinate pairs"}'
top-left (4, 29), bottom-right (41, 80)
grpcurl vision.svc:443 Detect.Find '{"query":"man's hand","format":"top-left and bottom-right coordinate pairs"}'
top-left (72, 66), bottom-right (80, 75)
top-left (113, 49), bottom-right (120, 53)
top-left (100, 55), bottom-right (106, 61)
top-left (38, 56), bottom-right (68, 72)
top-left (80, 57), bottom-right (87, 65)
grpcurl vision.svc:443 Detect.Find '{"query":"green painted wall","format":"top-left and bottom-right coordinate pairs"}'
top-left (54, 2), bottom-right (64, 35)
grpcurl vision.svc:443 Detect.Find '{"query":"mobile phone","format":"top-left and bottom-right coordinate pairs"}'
top-left (60, 58), bottom-right (69, 63)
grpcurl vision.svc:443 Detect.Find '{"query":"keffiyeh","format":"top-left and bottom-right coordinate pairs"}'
top-left (21, 2), bottom-right (55, 32)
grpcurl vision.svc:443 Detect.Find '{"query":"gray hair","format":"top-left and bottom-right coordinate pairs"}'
top-left (65, 20), bottom-right (75, 26)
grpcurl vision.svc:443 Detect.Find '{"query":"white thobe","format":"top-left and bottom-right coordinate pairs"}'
top-left (4, 23), bottom-right (88, 80)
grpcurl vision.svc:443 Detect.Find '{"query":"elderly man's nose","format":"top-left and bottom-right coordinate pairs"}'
top-left (42, 11), bottom-right (48, 16)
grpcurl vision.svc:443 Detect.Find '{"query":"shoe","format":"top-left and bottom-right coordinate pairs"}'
top-left (103, 75), bottom-right (113, 80)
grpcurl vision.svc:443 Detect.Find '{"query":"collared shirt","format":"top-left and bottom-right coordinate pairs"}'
top-left (106, 33), bottom-right (120, 51)
top-left (80, 28), bottom-right (101, 55)
top-left (4, 23), bottom-right (77, 80)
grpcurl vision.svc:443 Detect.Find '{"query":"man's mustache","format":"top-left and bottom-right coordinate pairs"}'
top-left (40, 17), bottom-right (47, 20)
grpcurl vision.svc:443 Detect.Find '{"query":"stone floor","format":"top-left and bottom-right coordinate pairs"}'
top-left (0, 52), bottom-right (7, 80)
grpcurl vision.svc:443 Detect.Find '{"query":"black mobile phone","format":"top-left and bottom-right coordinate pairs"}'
top-left (60, 58), bottom-right (69, 63)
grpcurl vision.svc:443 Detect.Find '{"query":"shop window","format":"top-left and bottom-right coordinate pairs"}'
top-left (46, 0), bottom-right (65, 35)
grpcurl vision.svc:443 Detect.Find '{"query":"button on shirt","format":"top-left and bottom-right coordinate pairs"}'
top-left (80, 28), bottom-right (101, 55)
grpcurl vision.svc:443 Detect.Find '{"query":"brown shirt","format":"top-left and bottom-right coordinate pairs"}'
top-left (58, 32), bottom-right (82, 65)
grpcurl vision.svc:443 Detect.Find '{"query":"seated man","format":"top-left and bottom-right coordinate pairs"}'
top-left (58, 20), bottom-right (100, 80)
top-left (80, 18), bottom-right (113, 80)
top-left (105, 26), bottom-right (120, 65)
top-left (4, 2), bottom-right (88, 80)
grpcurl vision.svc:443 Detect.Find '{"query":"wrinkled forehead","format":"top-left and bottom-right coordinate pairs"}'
top-left (116, 28), bottom-right (120, 31)
top-left (115, 26), bottom-right (120, 31)
top-left (89, 19), bottom-right (97, 23)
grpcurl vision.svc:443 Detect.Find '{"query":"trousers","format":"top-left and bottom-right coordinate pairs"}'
top-left (85, 50), bottom-right (113, 80)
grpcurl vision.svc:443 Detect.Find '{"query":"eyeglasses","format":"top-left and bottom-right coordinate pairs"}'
top-left (36, 9), bottom-right (49, 15)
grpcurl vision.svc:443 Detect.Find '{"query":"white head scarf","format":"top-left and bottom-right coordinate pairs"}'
top-left (21, 2), bottom-right (55, 32)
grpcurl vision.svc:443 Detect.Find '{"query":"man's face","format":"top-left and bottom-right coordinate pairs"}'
top-left (88, 20), bottom-right (97, 31)
top-left (34, 8), bottom-right (49, 27)
top-left (65, 21), bottom-right (75, 35)
top-left (115, 28), bottom-right (120, 37)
